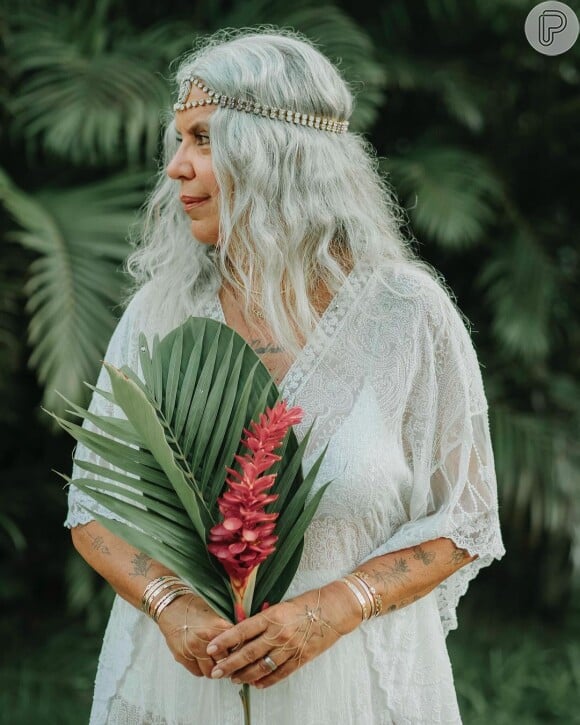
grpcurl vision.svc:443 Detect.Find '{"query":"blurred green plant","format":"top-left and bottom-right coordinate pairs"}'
top-left (0, 168), bottom-right (148, 419)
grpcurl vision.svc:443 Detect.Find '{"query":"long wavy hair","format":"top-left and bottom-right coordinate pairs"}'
top-left (125, 26), bottom-right (429, 358)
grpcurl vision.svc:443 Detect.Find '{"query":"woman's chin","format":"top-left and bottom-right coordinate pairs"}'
top-left (190, 224), bottom-right (219, 245)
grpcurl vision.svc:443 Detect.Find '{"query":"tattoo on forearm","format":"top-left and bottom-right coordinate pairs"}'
top-left (129, 552), bottom-right (153, 577)
top-left (88, 533), bottom-right (110, 555)
top-left (450, 548), bottom-right (470, 565)
top-left (368, 557), bottom-right (410, 591)
top-left (412, 545), bottom-right (435, 566)
top-left (387, 594), bottom-right (421, 613)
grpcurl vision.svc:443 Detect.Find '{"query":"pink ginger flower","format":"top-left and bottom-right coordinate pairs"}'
top-left (208, 400), bottom-right (303, 621)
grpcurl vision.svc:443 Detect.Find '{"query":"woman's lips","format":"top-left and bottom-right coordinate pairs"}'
top-left (181, 195), bottom-right (210, 211)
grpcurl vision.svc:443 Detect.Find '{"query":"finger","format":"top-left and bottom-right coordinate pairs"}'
top-left (181, 631), bottom-right (217, 678)
top-left (175, 655), bottom-right (204, 678)
top-left (206, 614), bottom-right (268, 661)
top-left (229, 650), bottom-right (289, 684)
top-left (210, 638), bottom-right (277, 680)
top-left (198, 654), bottom-right (217, 678)
top-left (251, 658), bottom-right (297, 689)
top-left (183, 641), bottom-right (215, 677)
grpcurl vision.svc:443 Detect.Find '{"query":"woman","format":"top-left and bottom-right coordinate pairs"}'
top-left (66, 28), bottom-right (505, 724)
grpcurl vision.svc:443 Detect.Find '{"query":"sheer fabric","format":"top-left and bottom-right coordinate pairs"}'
top-left (65, 258), bottom-right (505, 724)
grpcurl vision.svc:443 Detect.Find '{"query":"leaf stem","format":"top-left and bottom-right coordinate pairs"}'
top-left (155, 403), bottom-right (214, 523)
top-left (240, 683), bottom-right (251, 725)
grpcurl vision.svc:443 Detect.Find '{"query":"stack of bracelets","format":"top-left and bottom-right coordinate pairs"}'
top-left (141, 575), bottom-right (194, 623)
top-left (339, 570), bottom-right (383, 621)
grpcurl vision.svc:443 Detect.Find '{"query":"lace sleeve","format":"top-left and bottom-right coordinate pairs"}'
top-left (361, 272), bottom-right (506, 634)
top-left (63, 291), bottom-right (143, 529)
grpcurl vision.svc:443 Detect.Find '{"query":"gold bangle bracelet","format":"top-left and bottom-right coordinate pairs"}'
top-left (147, 584), bottom-right (190, 620)
top-left (152, 587), bottom-right (193, 622)
top-left (141, 575), bottom-right (175, 609)
top-left (144, 579), bottom-right (179, 609)
top-left (345, 574), bottom-right (376, 616)
top-left (142, 576), bottom-right (184, 616)
top-left (352, 571), bottom-right (383, 617)
top-left (339, 577), bottom-right (369, 621)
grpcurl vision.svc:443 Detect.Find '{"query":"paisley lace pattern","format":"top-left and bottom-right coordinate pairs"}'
top-left (65, 259), bottom-right (505, 724)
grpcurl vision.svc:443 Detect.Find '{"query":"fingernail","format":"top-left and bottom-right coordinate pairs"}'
top-left (211, 668), bottom-right (224, 679)
top-left (232, 678), bottom-right (241, 684)
top-left (207, 644), bottom-right (218, 654)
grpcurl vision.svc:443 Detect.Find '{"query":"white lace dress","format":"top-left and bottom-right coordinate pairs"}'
top-left (65, 259), bottom-right (505, 724)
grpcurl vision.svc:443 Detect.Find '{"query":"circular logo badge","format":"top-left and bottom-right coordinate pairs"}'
top-left (525, 1), bottom-right (579, 55)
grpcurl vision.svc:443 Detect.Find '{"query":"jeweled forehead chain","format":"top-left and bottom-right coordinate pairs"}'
top-left (174, 76), bottom-right (349, 135)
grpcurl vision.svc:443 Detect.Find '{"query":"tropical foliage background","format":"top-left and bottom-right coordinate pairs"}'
top-left (1, 0), bottom-right (579, 721)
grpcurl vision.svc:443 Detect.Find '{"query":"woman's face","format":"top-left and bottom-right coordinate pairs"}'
top-left (166, 85), bottom-right (220, 245)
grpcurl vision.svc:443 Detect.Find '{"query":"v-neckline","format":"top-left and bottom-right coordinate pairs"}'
top-left (213, 258), bottom-right (369, 392)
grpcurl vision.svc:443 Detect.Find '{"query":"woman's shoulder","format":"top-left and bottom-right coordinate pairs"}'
top-left (371, 259), bottom-right (465, 332)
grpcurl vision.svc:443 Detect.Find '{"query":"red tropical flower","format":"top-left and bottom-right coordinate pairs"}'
top-left (208, 400), bottom-right (304, 620)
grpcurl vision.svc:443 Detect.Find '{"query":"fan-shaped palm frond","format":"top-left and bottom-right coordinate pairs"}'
top-left (0, 167), bottom-right (149, 417)
top-left (381, 145), bottom-right (503, 248)
top-left (221, 0), bottom-right (386, 130)
top-left (4, 0), bottom-right (194, 165)
top-left (479, 229), bottom-right (557, 362)
top-left (374, 1), bottom-right (490, 132)
top-left (491, 404), bottom-right (580, 545)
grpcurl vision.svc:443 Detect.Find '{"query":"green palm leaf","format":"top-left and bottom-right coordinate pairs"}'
top-left (381, 145), bottom-right (503, 248)
top-left (376, 1), bottom-right (489, 131)
top-left (0, 167), bottom-right (148, 417)
top-left (50, 317), bottom-right (332, 621)
top-left (479, 230), bottom-right (557, 362)
top-left (491, 405), bottom-right (579, 543)
top-left (4, 0), bottom-right (191, 165)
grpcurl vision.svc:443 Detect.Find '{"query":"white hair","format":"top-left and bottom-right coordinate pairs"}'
top-left (125, 26), bottom-right (431, 358)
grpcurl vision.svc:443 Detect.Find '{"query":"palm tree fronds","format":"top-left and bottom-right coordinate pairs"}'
top-left (491, 404), bottom-right (580, 547)
top-left (382, 145), bottom-right (503, 248)
top-left (479, 230), bottom-right (557, 362)
top-left (0, 167), bottom-right (148, 417)
top-left (4, 0), bottom-right (188, 165)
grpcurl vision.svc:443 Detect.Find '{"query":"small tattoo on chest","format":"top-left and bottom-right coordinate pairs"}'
top-left (250, 339), bottom-right (285, 355)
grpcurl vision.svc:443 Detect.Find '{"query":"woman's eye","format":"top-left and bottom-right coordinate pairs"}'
top-left (175, 135), bottom-right (183, 144)
top-left (196, 134), bottom-right (210, 146)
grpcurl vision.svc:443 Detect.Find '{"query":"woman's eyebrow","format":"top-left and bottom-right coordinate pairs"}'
top-left (185, 121), bottom-right (209, 134)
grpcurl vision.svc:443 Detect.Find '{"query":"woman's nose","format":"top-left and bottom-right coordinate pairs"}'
top-left (167, 149), bottom-right (194, 180)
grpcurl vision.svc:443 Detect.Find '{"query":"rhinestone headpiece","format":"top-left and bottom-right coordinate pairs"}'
top-left (174, 76), bottom-right (349, 135)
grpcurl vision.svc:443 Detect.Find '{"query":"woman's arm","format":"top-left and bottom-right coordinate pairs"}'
top-left (202, 536), bottom-right (475, 688)
top-left (71, 520), bottom-right (173, 610)
top-left (353, 535), bottom-right (477, 616)
top-left (71, 521), bottom-right (232, 677)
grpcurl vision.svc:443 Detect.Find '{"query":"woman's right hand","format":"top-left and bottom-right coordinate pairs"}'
top-left (157, 593), bottom-right (234, 678)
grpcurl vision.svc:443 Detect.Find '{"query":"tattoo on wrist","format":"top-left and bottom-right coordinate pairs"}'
top-left (129, 552), bottom-right (153, 577)
top-left (412, 545), bottom-right (435, 566)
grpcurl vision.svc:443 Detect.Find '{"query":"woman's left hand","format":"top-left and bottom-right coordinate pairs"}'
top-left (205, 580), bottom-right (361, 689)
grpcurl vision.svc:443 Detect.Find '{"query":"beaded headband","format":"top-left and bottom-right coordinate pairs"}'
top-left (174, 76), bottom-right (349, 135)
